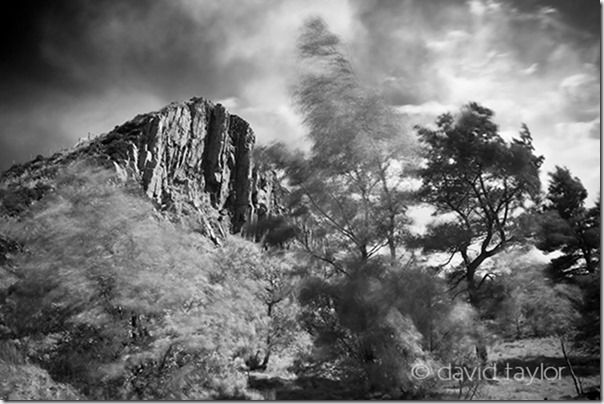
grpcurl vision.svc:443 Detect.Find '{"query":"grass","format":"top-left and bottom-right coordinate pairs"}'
top-left (477, 337), bottom-right (600, 400)
top-left (490, 337), bottom-right (567, 359)
top-left (475, 375), bottom-right (600, 400)
top-left (248, 374), bottom-right (369, 400)
top-left (0, 342), bottom-right (80, 400)
top-left (245, 337), bottom-right (600, 400)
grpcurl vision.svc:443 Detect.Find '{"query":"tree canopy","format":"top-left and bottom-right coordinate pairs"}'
top-left (415, 103), bottom-right (544, 307)
top-left (537, 166), bottom-right (600, 281)
top-left (291, 17), bottom-right (416, 268)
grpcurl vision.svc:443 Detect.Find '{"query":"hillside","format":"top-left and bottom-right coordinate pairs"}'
top-left (0, 97), bottom-right (283, 241)
top-left (0, 98), bottom-right (301, 400)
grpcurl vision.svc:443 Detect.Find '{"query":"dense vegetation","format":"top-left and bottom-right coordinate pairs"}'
top-left (0, 17), bottom-right (599, 400)
top-left (0, 163), bottom-right (304, 399)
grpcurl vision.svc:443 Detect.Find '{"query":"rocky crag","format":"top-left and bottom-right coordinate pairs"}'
top-left (0, 97), bottom-right (283, 242)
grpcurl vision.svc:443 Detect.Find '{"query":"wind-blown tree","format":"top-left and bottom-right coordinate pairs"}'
top-left (214, 238), bottom-right (303, 371)
top-left (536, 166), bottom-right (600, 281)
top-left (288, 18), bottom-right (426, 396)
top-left (296, 260), bottom-right (427, 396)
top-left (290, 17), bottom-right (416, 271)
top-left (414, 103), bottom-right (544, 359)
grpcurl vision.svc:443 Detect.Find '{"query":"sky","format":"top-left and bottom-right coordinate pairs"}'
top-left (0, 0), bottom-right (600, 202)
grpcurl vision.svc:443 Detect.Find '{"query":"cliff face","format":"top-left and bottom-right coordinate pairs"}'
top-left (0, 97), bottom-right (282, 240)
top-left (94, 97), bottom-right (256, 233)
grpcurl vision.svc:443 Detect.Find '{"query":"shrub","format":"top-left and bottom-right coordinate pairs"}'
top-left (490, 265), bottom-right (581, 339)
top-left (0, 162), bottom-right (289, 399)
top-left (0, 182), bottom-right (52, 216)
top-left (211, 237), bottom-right (307, 372)
top-left (296, 260), bottom-right (428, 397)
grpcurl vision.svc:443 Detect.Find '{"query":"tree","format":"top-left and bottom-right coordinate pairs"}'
top-left (414, 103), bottom-right (543, 359)
top-left (213, 237), bottom-right (303, 371)
top-left (291, 17), bottom-right (416, 271)
top-left (536, 167), bottom-right (600, 281)
top-left (288, 18), bottom-right (427, 396)
top-left (296, 259), bottom-right (426, 396)
top-left (536, 167), bottom-right (600, 352)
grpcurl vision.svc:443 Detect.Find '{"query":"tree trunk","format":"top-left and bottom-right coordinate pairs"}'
top-left (360, 245), bottom-right (369, 262)
top-left (475, 340), bottom-right (488, 364)
top-left (388, 239), bottom-right (396, 266)
top-left (388, 211), bottom-right (396, 265)
top-left (467, 274), bottom-right (488, 364)
top-left (466, 271), bottom-right (480, 308)
top-left (259, 301), bottom-right (275, 371)
top-left (260, 350), bottom-right (271, 370)
top-left (560, 337), bottom-right (583, 397)
top-left (581, 246), bottom-right (596, 273)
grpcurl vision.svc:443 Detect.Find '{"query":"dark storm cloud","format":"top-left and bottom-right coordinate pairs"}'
top-left (0, 0), bottom-right (270, 170)
top-left (508, 0), bottom-right (600, 37)
top-left (0, 0), bottom-right (356, 171)
top-left (1, 0), bottom-right (263, 100)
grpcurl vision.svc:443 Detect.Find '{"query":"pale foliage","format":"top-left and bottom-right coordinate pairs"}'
top-left (0, 163), bottom-right (296, 399)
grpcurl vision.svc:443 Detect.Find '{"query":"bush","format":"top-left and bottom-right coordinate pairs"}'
top-left (211, 237), bottom-right (308, 372)
top-left (294, 259), bottom-right (495, 398)
top-left (0, 162), bottom-right (295, 399)
top-left (573, 272), bottom-right (600, 352)
top-left (489, 265), bottom-right (581, 339)
top-left (296, 260), bottom-right (429, 397)
top-left (0, 182), bottom-right (52, 216)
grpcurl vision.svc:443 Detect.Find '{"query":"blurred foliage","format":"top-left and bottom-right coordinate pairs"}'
top-left (0, 182), bottom-right (52, 216)
top-left (296, 262), bottom-right (424, 396)
top-left (0, 162), bottom-right (303, 399)
top-left (0, 340), bottom-right (80, 400)
top-left (294, 258), bottom-right (486, 398)
top-left (291, 17), bottom-right (416, 266)
top-left (483, 264), bottom-right (581, 340)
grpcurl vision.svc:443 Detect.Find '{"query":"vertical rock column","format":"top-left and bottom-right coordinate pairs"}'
top-left (202, 104), bottom-right (229, 207)
top-left (229, 116), bottom-right (255, 233)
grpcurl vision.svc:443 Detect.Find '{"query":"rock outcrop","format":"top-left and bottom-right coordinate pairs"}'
top-left (250, 168), bottom-right (285, 226)
top-left (0, 97), bottom-right (282, 240)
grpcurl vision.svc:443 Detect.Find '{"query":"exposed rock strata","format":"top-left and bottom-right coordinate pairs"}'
top-left (0, 97), bottom-right (282, 239)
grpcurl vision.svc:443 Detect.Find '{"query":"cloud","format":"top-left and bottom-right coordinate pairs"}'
top-left (347, 0), bottom-right (600, 200)
top-left (0, 0), bottom-right (599, 202)
top-left (0, 0), bottom-right (354, 172)
top-left (559, 71), bottom-right (600, 122)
